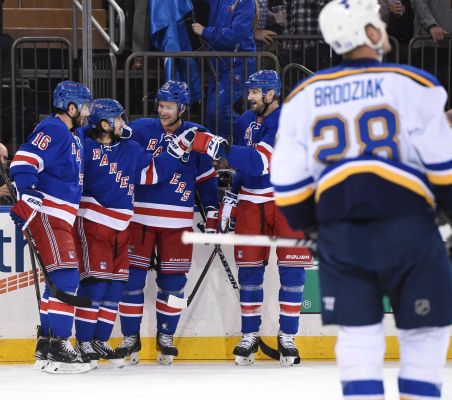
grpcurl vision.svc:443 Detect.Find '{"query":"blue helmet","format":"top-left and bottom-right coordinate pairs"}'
top-left (88, 98), bottom-right (124, 126)
top-left (53, 80), bottom-right (93, 111)
top-left (245, 70), bottom-right (281, 97)
top-left (156, 80), bottom-right (190, 111)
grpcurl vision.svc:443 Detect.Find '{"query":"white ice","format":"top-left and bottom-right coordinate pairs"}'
top-left (0, 362), bottom-right (451, 400)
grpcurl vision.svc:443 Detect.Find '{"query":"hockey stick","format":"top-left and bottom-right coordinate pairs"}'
top-left (0, 162), bottom-right (91, 307)
top-left (192, 193), bottom-right (292, 363)
top-left (181, 231), bottom-right (317, 250)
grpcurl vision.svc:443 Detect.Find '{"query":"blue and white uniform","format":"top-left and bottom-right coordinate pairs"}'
top-left (119, 118), bottom-right (218, 338)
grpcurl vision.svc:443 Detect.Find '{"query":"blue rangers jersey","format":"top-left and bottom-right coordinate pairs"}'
top-left (77, 126), bottom-right (183, 231)
top-left (270, 59), bottom-right (452, 229)
top-left (129, 119), bottom-right (218, 228)
top-left (228, 107), bottom-right (280, 203)
top-left (10, 115), bottom-right (83, 225)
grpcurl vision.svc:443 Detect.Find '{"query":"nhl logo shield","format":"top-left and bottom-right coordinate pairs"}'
top-left (414, 299), bottom-right (430, 316)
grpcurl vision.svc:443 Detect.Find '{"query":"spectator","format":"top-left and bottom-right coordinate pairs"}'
top-left (192, 0), bottom-right (257, 141)
top-left (411, 0), bottom-right (451, 44)
top-left (130, 0), bottom-right (150, 70)
top-left (0, 142), bottom-right (12, 205)
top-left (283, 0), bottom-right (337, 71)
top-left (254, 0), bottom-right (278, 51)
top-left (379, 0), bottom-right (414, 62)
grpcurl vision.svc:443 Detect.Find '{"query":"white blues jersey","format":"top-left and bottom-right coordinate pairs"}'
top-left (271, 59), bottom-right (452, 228)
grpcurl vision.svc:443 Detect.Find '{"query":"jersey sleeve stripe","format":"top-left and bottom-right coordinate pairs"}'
top-left (285, 67), bottom-right (437, 102)
top-left (196, 167), bottom-right (217, 184)
top-left (256, 142), bottom-right (273, 174)
top-left (316, 160), bottom-right (435, 207)
top-left (11, 151), bottom-right (44, 172)
top-left (141, 161), bottom-right (158, 185)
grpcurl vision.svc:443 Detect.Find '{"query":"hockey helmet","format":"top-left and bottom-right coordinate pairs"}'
top-left (244, 70), bottom-right (281, 97)
top-left (89, 98), bottom-right (125, 126)
top-left (53, 80), bottom-right (93, 111)
top-left (319, 0), bottom-right (386, 55)
top-left (156, 80), bottom-right (190, 112)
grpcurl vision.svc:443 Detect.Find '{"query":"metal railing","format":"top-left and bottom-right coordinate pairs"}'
top-left (408, 35), bottom-right (452, 108)
top-left (71, 0), bottom-right (125, 57)
top-left (93, 53), bottom-right (117, 99)
top-left (124, 51), bottom-right (280, 142)
top-left (11, 37), bottom-right (73, 153)
top-left (281, 63), bottom-right (314, 98)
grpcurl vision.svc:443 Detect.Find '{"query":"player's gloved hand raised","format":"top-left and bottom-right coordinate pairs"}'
top-left (205, 206), bottom-right (219, 233)
top-left (192, 131), bottom-right (229, 160)
top-left (10, 189), bottom-right (44, 229)
top-left (218, 191), bottom-right (238, 233)
top-left (167, 127), bottom-right (198, 159)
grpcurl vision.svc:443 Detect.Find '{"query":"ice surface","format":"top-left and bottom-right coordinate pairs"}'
top-left (0, 362), bottom-right (451, 400)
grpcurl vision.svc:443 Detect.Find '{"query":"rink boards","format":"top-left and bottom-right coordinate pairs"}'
top-left (0, 207), bottom-right (451, 363)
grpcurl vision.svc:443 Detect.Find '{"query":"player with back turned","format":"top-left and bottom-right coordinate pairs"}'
top-left (270, 0), bottom-right (452, 398)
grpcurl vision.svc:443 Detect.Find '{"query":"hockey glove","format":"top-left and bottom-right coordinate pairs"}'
top-left (10, 189), bottom-right (44, 229)
top-left (218, 191), bottom-right (238, 233)
top-left (205, 206), bottom-right (219, 233)
top-left (167, 127), bottom-right (197, 159)
top-left (192, 131), bottom-right (229, 160)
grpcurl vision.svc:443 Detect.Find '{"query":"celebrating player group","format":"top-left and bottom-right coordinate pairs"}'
top-left (7, 0), bottom-right (452, 398)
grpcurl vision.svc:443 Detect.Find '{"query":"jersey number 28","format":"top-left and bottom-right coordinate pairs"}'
top-left (312, 104), bottom-right (400, 162)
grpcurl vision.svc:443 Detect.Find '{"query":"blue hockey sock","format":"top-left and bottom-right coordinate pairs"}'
top-left (238, 265), bottom-right (264, 334)
top-left (278, 266), bottom-right (305, 335)
top-left (95, 280), bottom-right (125, 341)
top-left (119, 267), bottom-right (147, 336)
top-left (75, 280), bottom-right (108, 342)
top-left (39, 287), bottom-right (50, 336)
top-left (47, 269), bottom-right (80, 338)
top-left (155, 273), bottom-right (186, 335)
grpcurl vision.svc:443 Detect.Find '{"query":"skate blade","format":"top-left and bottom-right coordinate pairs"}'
top-left (45, 361), bottom-right (91, 374)
top-left (234, 354), bottom-right (255, 366)
top-left (279, 355), bottom-right (298, 367)
top-left (157, 352), bottom-right (174, 366)
top-left (109, 358), bottom-right (126, 368)
top-left (33, 360), bottom-right (48, 371)
top-left (89, 360), bottom-right (98, 369)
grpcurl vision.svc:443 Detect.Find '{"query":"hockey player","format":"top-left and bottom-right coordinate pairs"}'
top-left (192, 70), bottom-right (313, 366)
top-left (116, 81), bottom-right (218, 365)
top-left (73, 98), bottom-right (196, 368)
top-left (9, 80), bottom-right (93, 374)
top-left (271, 0), bottom-right (452, 398)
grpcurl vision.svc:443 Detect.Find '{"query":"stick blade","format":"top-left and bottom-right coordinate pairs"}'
top-left (167, 294), bottom-right (188, 309)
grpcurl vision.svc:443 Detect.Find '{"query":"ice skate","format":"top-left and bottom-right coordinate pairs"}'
top-left (75, 340), bottom-right (100, 369)
top-left (45, 336), bottom-right (91, 374)
top-left (156, 332), bottom-right (178, 365)
top-left (114, 333), bottom-right (141, 365)
top-left (233, 333), bottom-right (259, 366)
top-left (91, 339), bottom-right (126, 368)
top-left (33, 329), bottom-right (49, 371)
top-left (278, 332), bottom-right (300, 367)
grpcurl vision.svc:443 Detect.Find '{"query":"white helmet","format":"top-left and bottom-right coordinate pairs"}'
top-left (319, 0), bottom-right (387, 55)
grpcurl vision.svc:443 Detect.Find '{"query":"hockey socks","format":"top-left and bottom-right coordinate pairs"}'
top-left (75, 280), bottom-right (108, 342)
top-left (278, 266), bottom-right (305, 335)
top-left (119, 267), bottom-right (147, 336)
top-left (155, 273), bottom-right (186, 335)
top-left (47, 269), bottom-right (80, 338)
top-left (94, 280), bottom-right (125, 341)
top-left (237, 265), bottom-right (264, 334)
